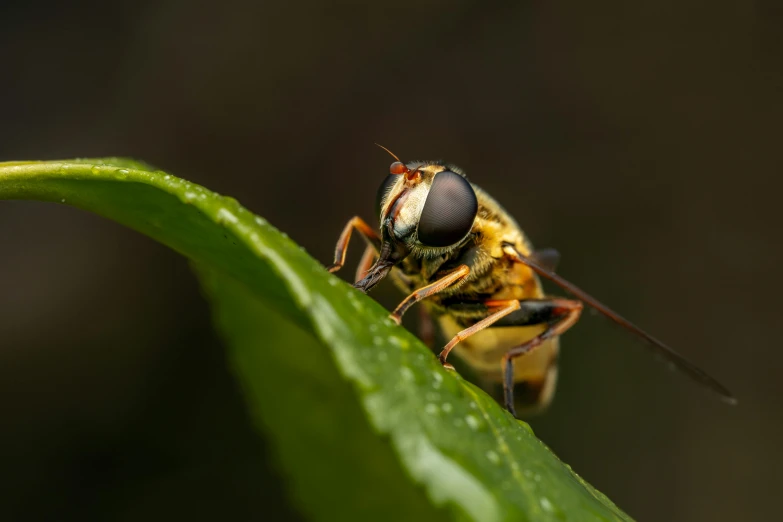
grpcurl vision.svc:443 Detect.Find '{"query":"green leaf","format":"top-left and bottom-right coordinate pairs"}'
top-left (0, 160), bottom-right (633, 522)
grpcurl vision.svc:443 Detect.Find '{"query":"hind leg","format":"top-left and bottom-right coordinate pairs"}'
top-left (439, 298), bottom-right (582, 416)
top-left (500, 299), bottom-right (582, 416)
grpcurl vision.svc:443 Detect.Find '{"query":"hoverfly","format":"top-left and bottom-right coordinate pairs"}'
top-left (327, 145), bottom-right (736, 416)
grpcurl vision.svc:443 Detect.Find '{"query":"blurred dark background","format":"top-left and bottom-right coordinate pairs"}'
top-left (1, 1), bottom-right (781, 521)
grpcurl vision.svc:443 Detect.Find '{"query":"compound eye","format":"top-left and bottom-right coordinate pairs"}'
top-left (417, 171), bottom-right (478, 247)
top-left (375, 174), bottom-right (398, 217)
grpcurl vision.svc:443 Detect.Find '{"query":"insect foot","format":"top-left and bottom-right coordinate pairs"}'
top-left (437, 354), bottom-right (455, 371)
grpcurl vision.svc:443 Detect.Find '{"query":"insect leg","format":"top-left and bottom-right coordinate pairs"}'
top-left (437, 299), bottom-right (521, 369)
top-left (500, 298), bottom-right (583, 416)
top-left (354, 245), bottom-right (377, 283)
top-left (418, 305), bottom-right (436, 349)
top-left (389, 265), bottom-right (470, 324)
top-left (327, 216), bottom-right (381, 273)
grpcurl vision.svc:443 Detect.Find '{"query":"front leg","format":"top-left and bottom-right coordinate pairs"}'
top-left (354, 245), bottom-right (377, 283)
top-left (418, 305), bottom-right (436, 349)
top-left (389, 265), bottom-right (470, 324)
top-left (327, 216), bottom-right (381, 273)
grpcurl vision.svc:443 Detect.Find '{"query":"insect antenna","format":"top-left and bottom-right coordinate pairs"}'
top-left (374, 143), bottom-right (402, 163)
top-left (374, 143), bottom-right (422, 180)
top-left (502, 243), bottom-right (737, 405)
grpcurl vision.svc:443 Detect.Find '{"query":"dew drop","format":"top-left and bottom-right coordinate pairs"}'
top-left (216, 208), bottom-right (238, 224)
top-left (441, 403), bottom-right (452, 413)
top-left (389, 337), bottom-right (409, 351)
top-left (485, 450), bottom-right (500, 464)
top-left (424, 403), bottom-right (439, 415)
top-left (465, 414), bottom-right (480, 430)
top-left (539, 497), bottom-right (553, 512)
top-left (90, 165), bottom-right (100, 174)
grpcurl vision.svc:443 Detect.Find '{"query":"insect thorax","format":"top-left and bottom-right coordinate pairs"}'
top-left (390, 186), bottom-right (543, 324)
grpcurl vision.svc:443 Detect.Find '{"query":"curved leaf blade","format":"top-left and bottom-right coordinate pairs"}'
top-left (0, 160), bottom-right (632, 522)
top-left (198, 266), bottom-right (447, 521)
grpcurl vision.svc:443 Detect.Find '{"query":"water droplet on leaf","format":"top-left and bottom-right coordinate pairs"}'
top-left (465, 414), bottom-right (480, 430)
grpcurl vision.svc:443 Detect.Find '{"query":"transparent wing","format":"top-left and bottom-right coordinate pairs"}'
top-left (504, 244), bottom-right (736, 404)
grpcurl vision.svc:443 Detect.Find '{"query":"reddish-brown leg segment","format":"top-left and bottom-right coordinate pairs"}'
top-left (501, 299), bottom-right (582, 416)
top-left (389, 265), bottom-right (470, 324)
top-left (354, 245), bottom-right (376, 283)
top-left (418, 305), bottom-right (435, 349)
top-left (327, 216), bottom-right (380, 273)
top-left (437, 299), bottom-right (521, 369)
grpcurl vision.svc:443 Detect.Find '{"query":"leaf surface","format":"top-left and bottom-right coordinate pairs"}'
top-left (0, 160), bottom-right (633, 522)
